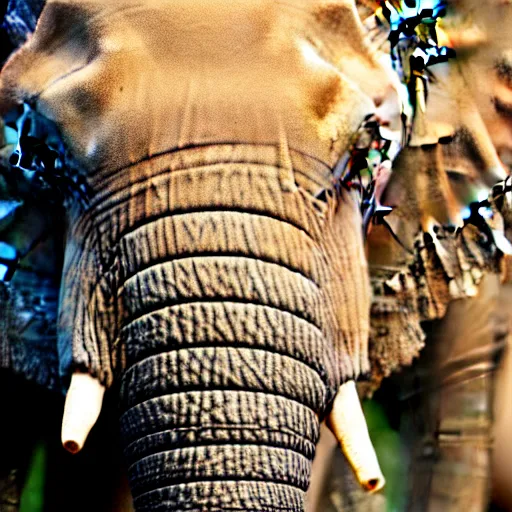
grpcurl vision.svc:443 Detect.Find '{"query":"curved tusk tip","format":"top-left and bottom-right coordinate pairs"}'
top-left (362, 476), bottom-right (385, 494)
top-left (61, 372), bottom-right (105, 455)
top-left (63, 440), bottom-right (81, 455)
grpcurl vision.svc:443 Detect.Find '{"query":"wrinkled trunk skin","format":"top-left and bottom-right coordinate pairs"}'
top-left (59, 146), bottom-right (369, 511)
top-left (118, 183), bottom-right (322, 511)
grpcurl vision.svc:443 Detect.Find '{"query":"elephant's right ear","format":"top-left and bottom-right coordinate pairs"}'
top-left (0, 0), bottom-right (103, 114)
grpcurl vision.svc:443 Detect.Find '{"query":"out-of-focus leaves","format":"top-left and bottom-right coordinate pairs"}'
top-left (19, 442), bottom-right (45, 512)
top-left (363, 400), bottom-right (407, 512)
top-left (3, 126), bottom-right (17, 146)
top-left (0, 201), bottom-right (21, 220)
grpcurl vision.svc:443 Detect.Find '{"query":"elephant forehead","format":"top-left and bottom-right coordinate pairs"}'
top-left (2, 0), bottom-right (375, 172)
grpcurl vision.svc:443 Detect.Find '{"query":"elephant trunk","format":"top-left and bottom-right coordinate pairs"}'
top-left (109, 155), bottom-right (337, 510)
top-left (116, 217), bottom-right (326, 510)
top-left (120, 381), bottom-right (318, 511)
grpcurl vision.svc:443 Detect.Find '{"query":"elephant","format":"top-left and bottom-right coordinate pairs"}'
top-left (0, 0), bottom-right (403, 510)
top-left (4, 1), bottom-right (512, 511)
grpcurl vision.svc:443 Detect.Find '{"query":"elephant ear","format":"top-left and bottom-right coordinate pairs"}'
top-left (356, 2), bottom-right (510, 393)
top-left (0, 0), bottom-right (66, 393)
top-left (0, 269), bottom-right (61, 392)
top-left (0, 114), bottom-right (64, 392)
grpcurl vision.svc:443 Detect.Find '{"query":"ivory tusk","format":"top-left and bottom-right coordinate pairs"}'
top-left (61, 372), bottom-right (105, 454)
top-left (326, 380), bottom-right (385, 493)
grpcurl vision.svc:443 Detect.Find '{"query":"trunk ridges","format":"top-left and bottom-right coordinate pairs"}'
top-left (122, 425), bottom-right (317, 468)
top-left (57, 146), bottom-right (371, 511)
top-left (119, 390), bottom-right (320, 449)
top-left (120, 347), bottom-right (327, 412)
top-left (133, 480), bottom-right (306, 511)
top-left (120, 302), bottom-right (330, 386)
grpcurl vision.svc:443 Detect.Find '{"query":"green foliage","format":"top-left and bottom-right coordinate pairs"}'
top-left (363, 400), bottom-right (407, 512)
top-left (20, 442), bottom-right (46, 512)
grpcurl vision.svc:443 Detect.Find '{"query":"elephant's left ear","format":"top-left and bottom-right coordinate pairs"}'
top-left (0, 0), bottom-right (103, 113)
top-left (0, 271), bottom-right (61, 391)
top-left (0, 116), bottom-right (63, 392)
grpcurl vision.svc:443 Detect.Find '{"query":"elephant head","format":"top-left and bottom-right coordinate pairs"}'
top-left (0, 0), bottom-right (400, 509)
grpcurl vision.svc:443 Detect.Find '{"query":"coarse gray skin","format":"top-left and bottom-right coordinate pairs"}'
top-left (0, 0), bottom-right (395, 510)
